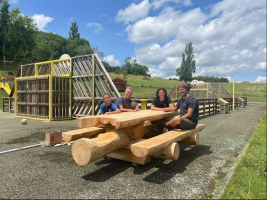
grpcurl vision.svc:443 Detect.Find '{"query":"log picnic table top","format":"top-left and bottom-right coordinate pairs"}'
top-left (76, 109), bottom-right (181, 129)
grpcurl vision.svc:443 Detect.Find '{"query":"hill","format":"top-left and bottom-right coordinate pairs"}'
top-left (0, 63), bottom-right (266, 110)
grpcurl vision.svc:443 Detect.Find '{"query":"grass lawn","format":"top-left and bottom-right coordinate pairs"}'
top-left (0, 64), bottom-right (266, 110)
top-left (220, 113), bottom-right (267, 199)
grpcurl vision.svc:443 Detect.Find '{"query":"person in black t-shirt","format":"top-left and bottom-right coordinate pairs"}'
top-left (116, 87), bottom-right (139, 112)
top-left (155, 82), bottom-right (199, 132)
top-left (151, 87), bottom-right (174, 111)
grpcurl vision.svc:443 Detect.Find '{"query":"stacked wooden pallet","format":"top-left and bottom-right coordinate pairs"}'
top-left (217, 98), bottom-right (229, 114)
top-left (2, 97), bottom-right (10, 112)
top-left (238, 97), bottom-right (246, 108)
top-left (62, 110), bottom-right (205, 166)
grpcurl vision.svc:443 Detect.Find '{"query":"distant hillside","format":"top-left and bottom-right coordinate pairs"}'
top-left (0, 63), bottom-right (266, 111)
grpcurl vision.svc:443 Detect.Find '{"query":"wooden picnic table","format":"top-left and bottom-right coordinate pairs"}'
top-left (63, 110), bottom-right (205, 166)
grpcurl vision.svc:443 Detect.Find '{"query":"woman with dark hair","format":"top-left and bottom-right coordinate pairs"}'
top-left (150, 87), bottom-right (174, 111)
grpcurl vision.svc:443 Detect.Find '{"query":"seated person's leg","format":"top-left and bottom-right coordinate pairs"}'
top-left (176, 118), bottom-right (196, 130)
top-left (165, 116), bottom-right (181, 127)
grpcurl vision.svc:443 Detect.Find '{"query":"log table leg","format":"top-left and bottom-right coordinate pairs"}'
top-left (179, 132), bottom-right (199, 146)
top-left (72, 131), bottom-right (131, 166)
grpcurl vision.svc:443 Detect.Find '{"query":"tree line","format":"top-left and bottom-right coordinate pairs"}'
top-left (0, 1), bottom-right (94, 64)
top-left (1, 0), bottom-right (227, 82)
top-left (102, 57), bottom-right (150, 77)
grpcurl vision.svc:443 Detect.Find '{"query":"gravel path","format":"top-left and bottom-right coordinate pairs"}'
top-left (0, 102), bottom-right (265, 199)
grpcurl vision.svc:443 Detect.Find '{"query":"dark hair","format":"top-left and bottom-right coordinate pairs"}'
top-left (102, 93), bottom-right (111, 98)
top-left (178, 82), bottom-right (192, 91)
top-left (156, 87), bottom-right (167, 97)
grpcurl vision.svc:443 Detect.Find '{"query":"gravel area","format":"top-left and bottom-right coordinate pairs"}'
top-left (0, 102), bottom-right (265, 199)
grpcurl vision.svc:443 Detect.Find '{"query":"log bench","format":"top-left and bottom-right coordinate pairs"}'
top-left (106, 124), bottom-right (205, 165)
top-left (66, 110), bottom-right (205, 166)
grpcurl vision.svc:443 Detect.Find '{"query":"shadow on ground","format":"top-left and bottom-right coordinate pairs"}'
top-left (82, 144), bottom-right (212, 184)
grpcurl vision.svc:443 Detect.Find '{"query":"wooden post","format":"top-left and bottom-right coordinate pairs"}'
top-left (92, 54), bottom-right (95, 116)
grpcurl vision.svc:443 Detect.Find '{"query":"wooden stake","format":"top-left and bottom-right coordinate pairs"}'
top-left (62, 127), bottom-right (105, 143)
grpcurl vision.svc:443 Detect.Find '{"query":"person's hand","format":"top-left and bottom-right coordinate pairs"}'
top-left (163, 108), bottom-right (168, 112)
top-left (130, 109), bottom-right (137, 112)
top-left (104, 112), bottom-right (110, 115)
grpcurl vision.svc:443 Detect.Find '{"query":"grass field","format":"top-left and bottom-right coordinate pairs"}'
top-left (221, 113), bottom-right (266, 199)
top-left (0, 63), bottom-right (266, 109)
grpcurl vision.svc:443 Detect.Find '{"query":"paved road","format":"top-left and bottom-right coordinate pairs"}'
top-left (0, 102), bottom-right (265, 199)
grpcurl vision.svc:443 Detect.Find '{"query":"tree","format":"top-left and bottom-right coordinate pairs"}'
top-left (7, 8), bottom-right (24, 61)
top-left (68, 20), bottom-right (80, 40)
top-left (176, 42), bottom-right (196, 82)
top-left (0, 0), bottom-right (10, 64)
top-left (92, 46), bottom-right (104, 59)
top-left (122, 70), bottom-right (127, 79)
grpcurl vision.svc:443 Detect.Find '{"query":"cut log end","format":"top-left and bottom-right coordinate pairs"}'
top-left (130, 145), bottom-right (149, 157)
top-left (72, 139), bottom-right (91, 166)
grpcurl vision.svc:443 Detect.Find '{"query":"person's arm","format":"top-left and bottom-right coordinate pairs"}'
top-left (181, 107), bottom-right (194, 118)
top-left (163, 105), bottom-right (179, 112)
top-left (105, 108), bottom-right (121, 115)
top-left (105, 103), bottom-right (121, 115)
top-left (151, 104), bottom-right (167, 111)
top-left (99, 104), bottom-right (104, 115)
top-left (118, 105), bottom-right (136, 112)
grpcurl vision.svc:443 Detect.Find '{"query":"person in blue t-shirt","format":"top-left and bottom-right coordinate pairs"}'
top-left (100, 93), bottom-right (120, 115)
top-left (154, 82), bottom-right (199, 132)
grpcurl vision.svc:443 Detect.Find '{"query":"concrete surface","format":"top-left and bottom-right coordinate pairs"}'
top-left (0, 102), bottom-right (265, 199)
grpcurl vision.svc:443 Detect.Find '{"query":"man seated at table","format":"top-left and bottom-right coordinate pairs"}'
top-left (116, 87), bottom-right (139, 112)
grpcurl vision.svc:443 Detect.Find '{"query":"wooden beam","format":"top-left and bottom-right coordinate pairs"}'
top-left (62, 127), bottom-right (105, 143)
top-left (130, 124), bottom-right (205, 157)
top-left (75, 110), bottom-right (179, 129)
top-left (71, 131), bottom-right (131, 166)
top-left (123, 139), bottom-right (180, 160)
top-left (106, 149), bottom-right (151, 165)
top-left (179, 132), bottom-right (199, 146)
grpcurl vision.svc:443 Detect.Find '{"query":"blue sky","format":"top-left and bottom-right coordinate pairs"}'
top-left (9, 0), bottom-right (266, 83)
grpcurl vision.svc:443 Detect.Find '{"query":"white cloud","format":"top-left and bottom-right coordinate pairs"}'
top-left (86, 22), bottom-right (104, 34)
top-left (118, 0), bottom-right (266, 80)
top-left (9, 0), bottom-right (19, 4)
top-left (116, 0), bottom-right (151, 24)
top-left (151, 0), bottom-right (193, 10)
top-left (254, 62), bottom-right (266, 71)
top-left (32, 14), bottom-right (54, 32)
top-left (255, 76), bottom-right (266, 83)
top-left (103, 55), bottom-right (120, 66)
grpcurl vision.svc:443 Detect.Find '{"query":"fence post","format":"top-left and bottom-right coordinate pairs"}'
top-left (140, 99), bottom-right (147, 110)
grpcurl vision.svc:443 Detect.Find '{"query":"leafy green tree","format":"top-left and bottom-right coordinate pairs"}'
top-left (122, 70), bottom-right (127, 79)
top-left (21, 15), bottom-right (38, 62)
top-left (176, 42), bottom-right (196, 82)
top-left (102, 61), bottom-right (112, 72)
top-left (0, 0), bottom-right (10, 64)
top-left (68, 20), bottom-right (80, 40)
top-left (91, 46), bottom-right (104, 59)
top-left (122, 57), bottom-right (149, 76)
top-left (7, 8), bottom-right (24, 61)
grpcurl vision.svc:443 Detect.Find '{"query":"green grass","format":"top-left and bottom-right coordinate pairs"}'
top-left (0, 65), bottom-right (266, 110)
top-left (220, 113), bottom-right (267, 199)
top-left (222, 83), bottom-right (266, 103)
